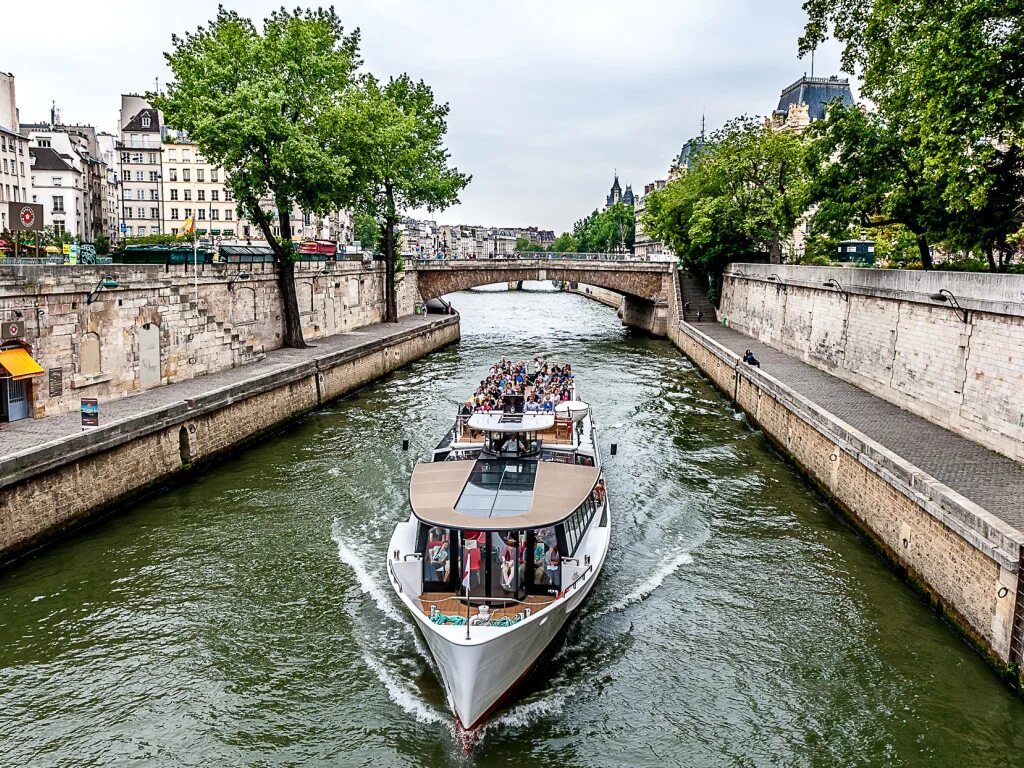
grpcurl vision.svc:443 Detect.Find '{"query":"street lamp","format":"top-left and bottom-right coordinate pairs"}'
top-left (823, 278), bottom-right (849, 301)
top-left (929, 289), bottom-right (968, 323)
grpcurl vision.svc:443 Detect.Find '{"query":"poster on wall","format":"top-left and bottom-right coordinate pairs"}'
top-left (48, 367), bottom-right (63, 398)
top-left (80, 398), bottom-right (99, 428)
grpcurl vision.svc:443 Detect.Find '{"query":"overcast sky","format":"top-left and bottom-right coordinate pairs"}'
top-left (6, 1), bottom-right (848, 233)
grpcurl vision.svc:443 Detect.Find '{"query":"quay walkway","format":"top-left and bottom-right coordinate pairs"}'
top-left (697, 322), bottom-right (1024, 532)
top-left (0, 315), bottom-right (437, 460)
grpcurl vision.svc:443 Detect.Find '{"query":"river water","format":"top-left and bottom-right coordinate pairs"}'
top-left (2, 286), bottom-right (1023, 767)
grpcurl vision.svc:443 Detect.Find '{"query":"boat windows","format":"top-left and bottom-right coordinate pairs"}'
top-left (422, 526), bottom-right (454, 590)
top-left (530, 527), bottom-right (561, 594)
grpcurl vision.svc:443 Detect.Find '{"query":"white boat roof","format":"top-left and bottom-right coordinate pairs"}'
top-left (409, 459), bottom-right (599, 530)
top-left (467, 412), bottom-right (555, 433)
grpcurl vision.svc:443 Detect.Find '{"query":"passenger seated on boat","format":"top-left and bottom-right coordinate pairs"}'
top-left (525, 396), bottom-right (540, 413)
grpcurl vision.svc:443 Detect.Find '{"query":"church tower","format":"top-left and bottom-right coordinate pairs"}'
top-left (606, 173), bottom-right (623, 208)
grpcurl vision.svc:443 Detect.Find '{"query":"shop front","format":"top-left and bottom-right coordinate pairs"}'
top-left (0, 343), bottom-right (44, 421)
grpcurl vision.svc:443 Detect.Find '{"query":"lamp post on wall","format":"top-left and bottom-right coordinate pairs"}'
top-left (930, 289), bottom-right (969, 323)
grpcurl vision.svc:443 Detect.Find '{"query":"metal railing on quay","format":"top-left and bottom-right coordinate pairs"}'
top-left (411, 251), bottom-right (658, 264)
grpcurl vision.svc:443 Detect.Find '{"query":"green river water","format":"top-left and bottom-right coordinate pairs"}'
top-left (2, 286), bottom-right (1023, 767)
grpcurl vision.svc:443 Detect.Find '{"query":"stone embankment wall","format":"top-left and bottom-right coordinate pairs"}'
top-left (665, 273), bottom-right (1024, 676)
top-left (719, 265), bottom-right (1024, 463)
top-left (0, 261), bottom-right (419, 419)
top-left (0, 315), bottom-right (459, 566)
top-left (566, 283), bottom-right (623, 309)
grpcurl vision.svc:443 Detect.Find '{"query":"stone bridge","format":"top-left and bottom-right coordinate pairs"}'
top-left (412, 256), bottom-right (675, 335)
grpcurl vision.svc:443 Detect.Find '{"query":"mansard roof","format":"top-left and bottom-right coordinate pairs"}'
top-left (122, 108), bottom-right (161, 133)
top-left (776, 75), bottom-right (854, 122)
top-left (29, 146), bottom-right (75, 172)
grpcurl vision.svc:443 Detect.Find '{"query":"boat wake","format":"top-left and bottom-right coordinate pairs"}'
top-left (332, 526), bottom-right (404, 623)
top-left (594, 549), bottom-right (694, 618)
top-left (359, 650), bottom-right (448, 727)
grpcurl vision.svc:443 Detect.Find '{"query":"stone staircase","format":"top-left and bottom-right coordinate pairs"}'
top-left (678, 274), bottom-right (717, 323)
top-left (166, 285), bottom-right (264, 378)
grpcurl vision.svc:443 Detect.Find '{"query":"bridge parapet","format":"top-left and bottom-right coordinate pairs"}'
top-left (411, 254), bottom-right (674, 336)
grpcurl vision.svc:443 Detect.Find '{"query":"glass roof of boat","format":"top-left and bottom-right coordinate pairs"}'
top-left (454, 459), bottom-right (538, 518)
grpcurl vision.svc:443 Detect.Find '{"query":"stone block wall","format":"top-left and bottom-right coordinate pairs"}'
top-left (670, 319), bottom-right (1024, 672)
top-left (720, 265), bottom-right (1024, 462)
top-left (0, 262), bottom-right (419, 419)
top-left (0, 315), bottom-right (459, 565)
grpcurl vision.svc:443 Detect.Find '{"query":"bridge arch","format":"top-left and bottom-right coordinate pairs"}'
top-left (412, 257), bottom-right (674, 335)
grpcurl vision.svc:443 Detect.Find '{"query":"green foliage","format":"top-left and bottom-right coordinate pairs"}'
top-left (514, 236), bottom-right (544, 252)
top-left (116, 233), bottom-right (187, 252)
top-left (94, 233), bottom-right (111, 256)
top-left (642, 116), bottom-right (808, 290)
top-left (340, 73), bottom-right (470, 321)
top-left (353, 211), bottom-right (379, 250)
top-left (549, 232), bottom-right (578, 252)
top-left (152, 6), bottom-right (366, 346)
top-left (564, 203), bottom-right (635, 253)
top-left (803, 105), bottom-right (946, 269)
top-left (801, 0), bottom-right (1024, 271)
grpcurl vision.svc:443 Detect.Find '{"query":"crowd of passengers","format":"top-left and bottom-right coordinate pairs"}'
top-left (464, 357), bottom-right (575, 414)
top-left (425, 527), bottom-right (563, 590)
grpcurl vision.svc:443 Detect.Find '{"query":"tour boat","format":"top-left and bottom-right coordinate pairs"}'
top-left (386, 362), bottom-right (611, 729)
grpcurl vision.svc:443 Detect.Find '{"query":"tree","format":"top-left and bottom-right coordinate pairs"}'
top-left (514, 236), bottom-right (544, 252)
top-left (153, 7), bottom-right (363, 347)
top-left (642, 116), bottom-right (808, 296)
top-left (94, 233), bottom-right (111, 256)
top-left (803, 105), bottom-right (948, 270)
top-left (801, 0), bottom-right (1024, 270)
top-left (353, 211), bottom-right (379, 251)
top-left (549, 232), bottom-right (578, 252)
top-left (342, 74), bottom-right (469, 322)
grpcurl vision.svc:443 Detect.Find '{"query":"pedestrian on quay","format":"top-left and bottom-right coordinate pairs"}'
top-left (743, 350), bottom-right (761, 368)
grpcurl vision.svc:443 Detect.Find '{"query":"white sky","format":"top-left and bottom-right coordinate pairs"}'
top-left (4, 0), bottom-right (848, 233)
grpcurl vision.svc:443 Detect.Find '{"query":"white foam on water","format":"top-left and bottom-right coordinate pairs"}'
top-left (360, 650), bottom-right (449, 727)
top-left (596, 550), bottom-right (694, 617)
top-left (332, 523), bottom-right (438, 670)
top-left (485, 690), bottom-right (569, 732)
top-left (332, 528), bottom-right (403, 623)
top-left (327, 467), bottom-right (343, 476)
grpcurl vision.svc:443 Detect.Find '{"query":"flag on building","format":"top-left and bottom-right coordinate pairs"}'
top-left (179, 216), bottom-right (195, 236)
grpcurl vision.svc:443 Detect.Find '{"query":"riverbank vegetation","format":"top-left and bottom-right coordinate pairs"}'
top-left (153, 7), bottom-right (468, 344)
top-left (639, 0), bottom-right (1022, 295)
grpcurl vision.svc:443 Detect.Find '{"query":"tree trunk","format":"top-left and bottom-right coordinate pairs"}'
top-left (915, 235), bottom-right (934, 271)
top-left (273, 207), bottom-right (305, 348)
top-left (383, 212), bottom-right (398, 323)
top-left (984, 243), bottom-right (997, 273)
top-left (769, 235), bottom-right (782, 264)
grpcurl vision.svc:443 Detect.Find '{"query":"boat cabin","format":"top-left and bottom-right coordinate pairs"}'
top-left (409, 458), bottom-right (603, 604)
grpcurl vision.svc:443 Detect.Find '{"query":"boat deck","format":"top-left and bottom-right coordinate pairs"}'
top-left (419, 593), bottom-right (556, 621)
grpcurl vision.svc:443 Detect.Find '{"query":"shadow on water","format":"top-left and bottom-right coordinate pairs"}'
top-left (1, 287), bottom-right (1023, 768)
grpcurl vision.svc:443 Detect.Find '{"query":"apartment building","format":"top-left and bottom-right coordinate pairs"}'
top-left (117, 95), bottom-right (163, 238)
top-left (0, 72), bottom-right (31, 232)
top-left (161, 140), bottom-right (242, 238)
top-left (25, 122), bottom-right (111, 242)
top-left (27, 136), bottom-right (84, 238)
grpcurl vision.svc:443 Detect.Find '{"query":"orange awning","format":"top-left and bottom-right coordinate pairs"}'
top-left (0, 348), bottom-right (45, 380)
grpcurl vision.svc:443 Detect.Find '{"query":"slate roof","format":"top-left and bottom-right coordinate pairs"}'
top-left (29, 146), bottom-right (74, 172)
top-left (776, 75), bottom-right (854, 122)
top-left (675, 138), bottom-right (705, 170)
top-left (122, 108), bottom-right (161, 133)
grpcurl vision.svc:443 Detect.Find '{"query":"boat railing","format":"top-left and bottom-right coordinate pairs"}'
top-left (420, 593), bottom-right (554, 639)
top-left (561, 562), bottom-right (594, 598)
top-left (388, 558), bottom-right (403, 593)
